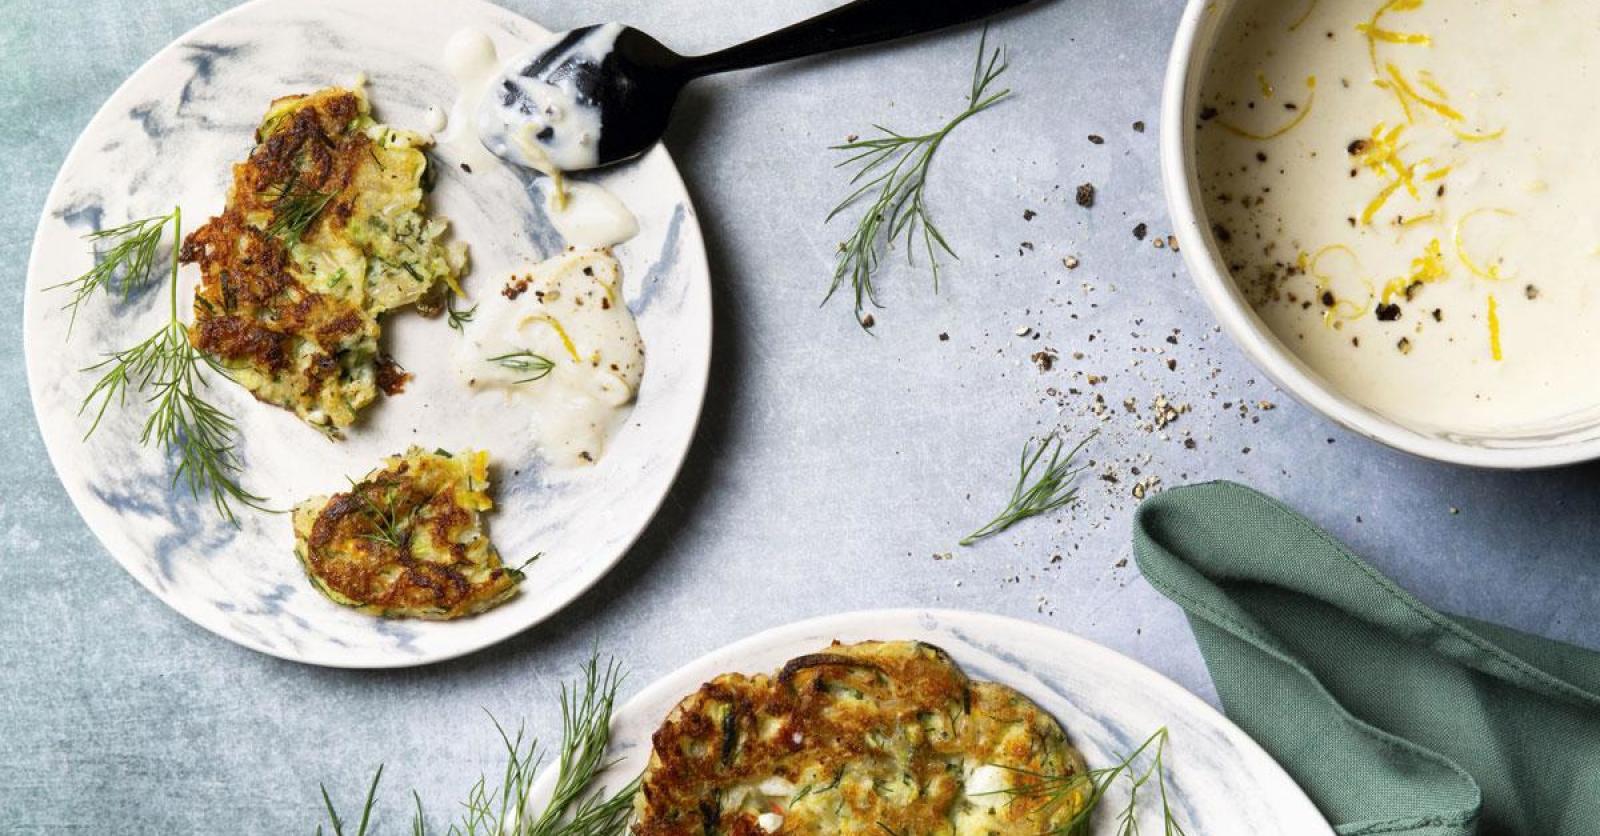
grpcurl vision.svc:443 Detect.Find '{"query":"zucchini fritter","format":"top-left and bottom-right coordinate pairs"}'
top-left (635, 640), bottom-right (1090, 835)
top-left (291, 447), bottom-right (519, 620)
top-left (180, 86), bottom-right (466, 431)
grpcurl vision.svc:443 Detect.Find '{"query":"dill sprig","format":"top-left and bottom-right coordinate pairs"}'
top-left (507, 552), bottom-right (545, 584)
top-left (347, 479), bottom-right (412, 550)
top-left (962, 431), bottom-right (1093, 546)
top-left (446, 292), bottom-right (477, 332)
top-left (319, 654), bottom-right (639, 836)
top-left (488, 350), bottom-right (556, 384)
top-left (49, 211), bottom-right (180, 333)
top-left (825, 28), bottom-right (1011, 327)
top-left (71, 207), bottom-right (267, 525)
top-left (319, 765), bottom-right (384, 836)
top-left (987, 728), bottom-right (1189, 836)
top-left (265, 171), bottom-right (334, 245)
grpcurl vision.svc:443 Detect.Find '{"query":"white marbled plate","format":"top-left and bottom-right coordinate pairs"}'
top-left (567, 610), bottom-right (1334, 834)
top-left (21, 0), bottom-right (711, 668)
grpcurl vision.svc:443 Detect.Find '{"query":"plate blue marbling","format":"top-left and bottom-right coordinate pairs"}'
top-left (21, 0), bottom-right (712, 668)
top-left (565, 610), bottom-right (1335, 834)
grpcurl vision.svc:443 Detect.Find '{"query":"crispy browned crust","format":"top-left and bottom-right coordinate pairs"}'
top-left (240, 92), bottom-right (362, 217)
top-left (182, 212), bottom-right (371, 366)
top-left (634, 640), bottom-right (1089, 836)
top-left (180, 88), bottom-right (377, 425)
top-left (292, 449), bottom-right (518, 620)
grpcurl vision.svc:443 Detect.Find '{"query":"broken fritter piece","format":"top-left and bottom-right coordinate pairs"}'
top-left (180, 85), bottom-right (466, 431)
top-left (291, 447), bottom-right (519, 620)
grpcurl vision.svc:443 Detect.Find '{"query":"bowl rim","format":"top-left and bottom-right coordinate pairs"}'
top-left (1158, 0), bottom-right (1600, 470)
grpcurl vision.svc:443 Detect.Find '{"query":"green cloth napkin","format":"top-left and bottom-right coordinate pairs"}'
top-left (1132, 481), bottom-right (1600, 836)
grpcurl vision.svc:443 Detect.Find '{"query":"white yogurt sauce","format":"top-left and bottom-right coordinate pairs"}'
top-left (1199, 0), bottom-right (1600, 435)
top-left (438, 28), bottom-right (505, 174)
top-left (542, 180), bottom-right (638, 247)
top-left (423, 104), bottom-right (447, 133)
top-left (455, 248), bottom-right (644, 467)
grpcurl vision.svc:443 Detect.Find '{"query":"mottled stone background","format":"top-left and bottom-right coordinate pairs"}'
top-left (3, 0), bottom-right (1597, 832)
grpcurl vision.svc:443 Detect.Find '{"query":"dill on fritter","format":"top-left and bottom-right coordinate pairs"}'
top-left (962, 432), bottom-right (1093, 546)
top-left (66, 207), bottom-right (267, 524)
top-left (346, 479), bottom-right (412, 550)
top-left (318, 654), bottom-right (640, 836)
top-left (988, 727), bottom-right (1189, 836)
top-left (488, 350), bottom-right (556, 384)
top-left (264, 170), bottom-right (334, 245)
top-left (825, 28), bottom-right (1011, 327)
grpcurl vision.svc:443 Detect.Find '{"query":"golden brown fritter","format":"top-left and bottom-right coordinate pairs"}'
top-left (635, 640), bottom-right (1090, 836)
top-left (291, 447), bottom-right (519, 620)
top-left (180, 86), bottom-right (465, 431)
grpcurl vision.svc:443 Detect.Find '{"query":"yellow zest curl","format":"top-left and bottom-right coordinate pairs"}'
top-left (1454, 208), bottom-right (1516, 281)
top-left (1363, 178), bottom-right (1407, 226)
top-left (521, 313), bottom-right (582, 362)
top-left (1359, 0), bottom-right (1428, 74)
top-left (1219, 77), bottom-right (1317, 141)
top-left (1452, 126), bottom-right (1506, 143)
top-left (1310, 245), bottom-right (1376, 325)
top-left (1385, 63), bottom-right (1463, 122)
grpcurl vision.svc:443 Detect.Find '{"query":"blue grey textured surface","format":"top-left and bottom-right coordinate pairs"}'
top-left (3, 0), bottom-right (1598, 832)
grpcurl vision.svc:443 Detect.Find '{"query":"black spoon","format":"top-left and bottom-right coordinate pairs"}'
top-left (478, 0), bottom-right (1039, 174)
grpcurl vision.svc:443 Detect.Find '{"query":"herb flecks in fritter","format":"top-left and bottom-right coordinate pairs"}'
top-left (292, 447), bottom-right (518, 619)
top-left (181, 86), bottom-right (466, 431)
top-left (634, 640), bottom-right (1090, 835)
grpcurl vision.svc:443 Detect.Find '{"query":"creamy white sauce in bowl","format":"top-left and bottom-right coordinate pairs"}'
top-left (1162, 0), bottom-right (1600, 467)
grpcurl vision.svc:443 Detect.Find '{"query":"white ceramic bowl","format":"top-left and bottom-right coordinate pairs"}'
top-left (1159, 0), bottom-right (1600, 469)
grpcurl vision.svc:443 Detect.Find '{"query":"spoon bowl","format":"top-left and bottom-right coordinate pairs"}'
top-left (479, 24), bottom-right (685, 172)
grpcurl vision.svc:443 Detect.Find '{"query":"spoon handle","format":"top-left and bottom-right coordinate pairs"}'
top-left (680, 0), bottom-right (1040, 77)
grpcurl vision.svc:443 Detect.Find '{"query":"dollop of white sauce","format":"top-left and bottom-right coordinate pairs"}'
top-left (438, 28), bottom-right (504, 173)
top-left (505, 125), bottom-right (638, 248)
top-left (455, 248), bottom-right (644, 467)
top-left (423, 104), bottom-right (447, 133)
top-left (545, 181), bottom-right (639, 248)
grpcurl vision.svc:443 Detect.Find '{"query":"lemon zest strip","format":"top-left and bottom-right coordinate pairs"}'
top-left (1453, 208), bottom-right (1516, 281)
top-left (1219, 77), bottom-right (1317, 141)
top-left (1487, 294), bottom-right (1504, 361)
top-left (1310, 245), bottom-right (1375, 325)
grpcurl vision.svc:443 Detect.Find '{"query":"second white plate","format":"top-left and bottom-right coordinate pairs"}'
top-left (587, 609), bottom-right (1333, 833)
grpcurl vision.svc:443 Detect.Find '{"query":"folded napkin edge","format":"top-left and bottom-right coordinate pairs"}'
top-left (1138, 480), bottom-right (1600, 708)
top-left (1132, 482), bottom-right (1485, 833)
